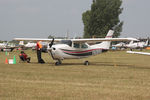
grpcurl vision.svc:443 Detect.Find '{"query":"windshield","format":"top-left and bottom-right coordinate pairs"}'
top-left (59, 40), bottom-right (72, 47)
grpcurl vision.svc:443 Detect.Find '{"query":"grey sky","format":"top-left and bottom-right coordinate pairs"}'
top-left (0, 0), bottom-right (150, 40)
top-left (121, 0), bottom-right (150, 38)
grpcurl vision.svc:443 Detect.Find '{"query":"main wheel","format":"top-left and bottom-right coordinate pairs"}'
top-left (84, 61), bottom-right (89, 66)
top-left (55, 61), bottom-right (60, 66)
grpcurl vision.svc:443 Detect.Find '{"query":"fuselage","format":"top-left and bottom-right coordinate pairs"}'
top-left (47, 40), bottom-right (108, 60)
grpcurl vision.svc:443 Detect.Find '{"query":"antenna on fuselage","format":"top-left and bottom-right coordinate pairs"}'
top-left (66, 29), bottom-right (69, 39)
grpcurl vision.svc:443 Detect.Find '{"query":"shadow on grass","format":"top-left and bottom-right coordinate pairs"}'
top-left (62, 61), bottom-right (150, 70)
top-left (93, 62), bottom-right (150, 70)
top-left (20, 62), bottom-right (54, 66)
top-left (24, 61), bottom-right (150, 70)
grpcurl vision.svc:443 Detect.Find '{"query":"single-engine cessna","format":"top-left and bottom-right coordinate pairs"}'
top-left (14, 30), bottom-right (138, 65)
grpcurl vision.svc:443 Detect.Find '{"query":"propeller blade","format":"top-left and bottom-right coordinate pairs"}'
top-left (49, 38), bottom-right (54, 48)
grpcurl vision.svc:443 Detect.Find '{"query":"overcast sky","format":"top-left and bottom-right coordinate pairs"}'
top-left (0, 0), bottom-right (150, 40)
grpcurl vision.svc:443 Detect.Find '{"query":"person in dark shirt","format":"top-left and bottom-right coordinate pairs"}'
top-left (19, 51), bottom-right (31, 63)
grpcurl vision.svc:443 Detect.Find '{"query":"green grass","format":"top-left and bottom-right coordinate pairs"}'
top-left (0, 50), bottom-right (150, 100)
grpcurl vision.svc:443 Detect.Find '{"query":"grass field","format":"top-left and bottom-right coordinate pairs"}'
top-left (0, 50), bottom-right (150, 100)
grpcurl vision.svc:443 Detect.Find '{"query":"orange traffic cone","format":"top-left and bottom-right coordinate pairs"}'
top-left (5, 58), bottom-right (8, 64)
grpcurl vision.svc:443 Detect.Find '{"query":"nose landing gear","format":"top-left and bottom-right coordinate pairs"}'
top-left (55, 60), bottom-right (62, 66)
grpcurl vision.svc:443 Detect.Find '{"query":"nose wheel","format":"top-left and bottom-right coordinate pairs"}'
top-left (84, 61), bottom-right (89, 66)
top-left (55, 60), bottom-right (62, 66)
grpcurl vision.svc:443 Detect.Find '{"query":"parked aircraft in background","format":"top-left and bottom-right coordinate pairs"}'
top-left (0, 42), bottom-right (15, 52)
top-left (14, 30), bottom-right (138, 65)
top-left (25, 42), bottom-right (36, 48)
top-left (19, 41), bottom-right (24, 46)
top-left (125, 40), bottom-right (149, 51)
top-left (112, 42), bottom-right (126, 49)
top-left (18, 41), bottom-right (36, 48)
top-left (0, 42), bottom-right (8, 48)
top-left (18, 40), bottom-right (48, 52)
top-left (112, 39), bottom-right (149, 51)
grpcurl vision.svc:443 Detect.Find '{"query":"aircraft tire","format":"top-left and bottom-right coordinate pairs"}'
top-left (84, 61), bottom-right (89, 66)
top-left (55, 62), bottom-right (60, 66)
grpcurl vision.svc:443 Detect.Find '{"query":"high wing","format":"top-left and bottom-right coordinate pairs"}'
top-left (127, 51), bottom-right (150, 56)
top-left (71, 38), bottom-right (139, 43)
top-left (14, 37), bottom-right (138, 43)
top-left (14, 38), bottom-right (62, 42)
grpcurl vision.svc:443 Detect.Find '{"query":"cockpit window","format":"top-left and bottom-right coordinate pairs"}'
top-left (74, 43), bottom-right (80, 48)
top-left (81, 43), bottom-right (88, 48)
top-left (60, 40), bottom-right (72, 46)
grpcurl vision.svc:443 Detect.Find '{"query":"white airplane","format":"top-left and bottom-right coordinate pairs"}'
top-left (18, 41), bottom-right (36, 48)
top-left (112, 42), bottom-right (126, 49)
top-left (25, 42), bottom-right (37, 48)
top-left (127, 51), bottom-right (150, 56)
top-left (14, 30), bottom-right (138, 65)
top-left (0, 42), bottom-right (7, 48)
top-left (19, 41), bottom-right (24, 46)
top-left (0, 42), bottom-right (15, 52)
top-left (125, 40), bottom-right (149, 51)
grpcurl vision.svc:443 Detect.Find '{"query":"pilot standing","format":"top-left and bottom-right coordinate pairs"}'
top-left (36, 41), bottom-right (45, 63)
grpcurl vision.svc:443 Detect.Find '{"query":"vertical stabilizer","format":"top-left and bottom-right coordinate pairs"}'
top-left (105, 30), bottom-right (114, 38)
top-left (92, 30), bottom-right (114, 49)
top-left (19, 41), bottom-right (24, 46)
top-left (129, 40), bottom-right (133, 45)
top-left (145, 40), bottom-right (149, 46)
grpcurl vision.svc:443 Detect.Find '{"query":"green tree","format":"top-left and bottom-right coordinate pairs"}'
top-left (82, 0), bottom-right (123, 38)
top-left (48, 35), bottom-right (54, 39)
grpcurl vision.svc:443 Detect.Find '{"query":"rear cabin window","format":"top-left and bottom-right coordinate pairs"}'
top-left (73, 43), bottom-right (80, 48)
top-left (73, 43), bottom-right (88, 48)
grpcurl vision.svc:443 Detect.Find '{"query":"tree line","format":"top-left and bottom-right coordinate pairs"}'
top-left (82, 0), bottom-right (123, 38)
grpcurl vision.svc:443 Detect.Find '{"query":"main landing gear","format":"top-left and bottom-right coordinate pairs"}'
top-left (55, 60), bottom-right (90, 66)
top-left (84, 61), bottom-right (89, 66)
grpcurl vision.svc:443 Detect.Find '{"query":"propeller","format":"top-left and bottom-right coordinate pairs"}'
top-left (49, 38), bottom-right (54, 48)
top-left (48, 38), bottom-right (55, 60)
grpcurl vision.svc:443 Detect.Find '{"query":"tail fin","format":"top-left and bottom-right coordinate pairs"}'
top-left (19, 41), bottom-right (24, 46)
top-left (145, 40), bottom-right (149, 46)
top-left (129, 40), bottom-right (134, 45)
top-left (105, 30), bottom-right (114, 38)
top-left (92, 30), bottom-right (114, 49)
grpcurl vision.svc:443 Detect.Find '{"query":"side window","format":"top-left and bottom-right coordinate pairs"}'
top-left (74, 43), bottom-right (80, 48)
top-left (81, 43), bottom-right (88, 48)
